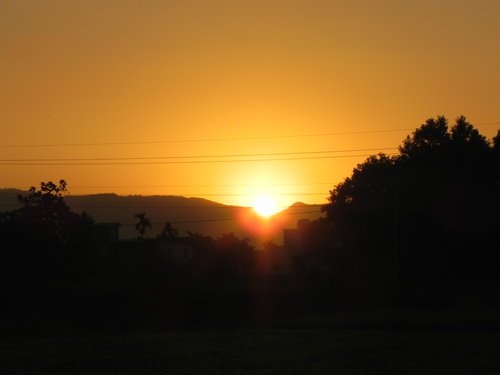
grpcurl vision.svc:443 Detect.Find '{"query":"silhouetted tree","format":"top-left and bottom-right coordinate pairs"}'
top-left (0, 180), bottom-right (94, 284)
top-left (399, 116), bottom-right (450, 159)
top-left (158, 221), bottom-right (178, 239)
top-left (13, 180), bottom-right (93, 246)
top-left (493, 130), bottom-right (500, 161)
top-left (134, 212), bottom-right (151, 239)
top-left (323, 153), bottom-right (398, 275)
top-left (322, 117), bottom-right (499, 302)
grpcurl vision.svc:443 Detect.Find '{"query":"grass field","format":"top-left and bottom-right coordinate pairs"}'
top-left (1, 311), bottom-right (499, 375)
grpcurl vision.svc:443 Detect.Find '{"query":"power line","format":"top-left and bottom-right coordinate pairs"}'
top-left (119, 209), bottom-right (323, 227)
top-left (0, 122), bottom-right (498, 149)
top-left (0, 153), bottom-right (396, 166)
top-left (0, 182), bottom-right (336, 192)
top-left (0, 203), bottom-right (324, 210)
top-left (477, 122), bottom-right (500, 126)
top-left (0, 203), bottom-right (240, 209)
top-left (0, 201), bottom-right (323, 223)
top-left (0, 129), bottom-right (412, 148)
top-left (0, 182), bottom-right (337, 190)
top-left (0, 147), bottom-right (397, 162)
top-left (65, 182), bottom-right (337, 189)
top-left (0, 192), bottom-right (325, 200)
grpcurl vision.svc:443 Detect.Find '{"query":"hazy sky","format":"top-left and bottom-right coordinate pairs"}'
top-left (1, 0), bottom-right (499, 209)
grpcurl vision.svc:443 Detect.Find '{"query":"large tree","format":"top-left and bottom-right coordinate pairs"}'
top-left (14, 180), bottom-right (92, 245)
top-left (0, 180), bottom-right (94, 284)
top-left (322, 117), bottom-right (499, 300)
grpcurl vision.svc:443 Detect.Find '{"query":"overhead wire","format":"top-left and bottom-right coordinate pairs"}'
top-left (67, 194), bottom-right (327, 199)
top-left (0, 121), bottom-right (498, 148)
top-left (0, 129), bottom-right (416, 148)
top-left (0, 153), bottom-right (398, 166)
top-left (2, 122), bottom-right (494, 226)
top-left (0, 147), bottom-right (397, 162)
top-left (118, 209), bottom-right (324, 227)
top-left (62, 182), bottom-right (337, 189)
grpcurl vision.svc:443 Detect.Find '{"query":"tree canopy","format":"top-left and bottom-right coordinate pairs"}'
top-left (322, 116), bottom-right (499, 299)
top-left (0, 180), bottom-right (94, 283)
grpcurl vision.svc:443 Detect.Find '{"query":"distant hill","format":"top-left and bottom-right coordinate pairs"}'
top-left (0, 189), bottom-right (324, 247)
top-left (0, 189), bottom-right (24, 211)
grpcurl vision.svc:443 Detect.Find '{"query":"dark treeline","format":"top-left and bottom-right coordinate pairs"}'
top-left (313, 116), bottom-right (499, 305)
top-left (1, 116), bottom-right (499, 333)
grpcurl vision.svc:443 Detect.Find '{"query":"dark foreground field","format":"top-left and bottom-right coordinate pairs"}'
top-left (2, 311), bottom-right (499, 375)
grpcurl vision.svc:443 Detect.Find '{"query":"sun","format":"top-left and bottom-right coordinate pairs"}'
top-left (252, 195), bottom-right (279, 218)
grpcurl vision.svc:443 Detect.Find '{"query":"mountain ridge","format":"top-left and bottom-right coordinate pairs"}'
top-left (0, 189), bottom-right (324, 246)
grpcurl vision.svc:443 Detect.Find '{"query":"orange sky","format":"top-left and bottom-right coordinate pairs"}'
top-left (1, 0), bottom-right (499, 209)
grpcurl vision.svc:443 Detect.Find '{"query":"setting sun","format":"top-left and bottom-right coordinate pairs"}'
top-left (252, 195), bottom-right (280, 218)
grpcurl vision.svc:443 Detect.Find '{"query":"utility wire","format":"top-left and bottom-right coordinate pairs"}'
top-left (0, 183), bottom-right (335, 195)
top-left (119, 209), bottom-right (323, 227)
top-left (0, 122), bottom-right (498, 148)
top-left (0, 129), bottom-right (413, 148)
top-left (0, 192), bottom-right (329, 197)
top-left (0, 203), bottom-right (323, 210)
top-left (62, 182), bottom-right (337, 189)
top-left (0, 201), bottom-right (322, 223)
top-left (0, 153), bottom-right (397, 166)
top-left (0, 147), bottom-right (397, 162)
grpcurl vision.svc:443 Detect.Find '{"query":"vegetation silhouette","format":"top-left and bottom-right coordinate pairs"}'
top-left (322, 116), bottom-right (499, 304)
top-left (0, 116), bottom-right (498, 335)
top-left (158, 221), bottom-right (178, 239)
top-left (133, 211), bottom-right (152, 239)
top-left (0, 180), bottom-right (93, 285)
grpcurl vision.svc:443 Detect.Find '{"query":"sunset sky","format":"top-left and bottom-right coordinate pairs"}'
top-left (1, 0), bottom-right (499, 210)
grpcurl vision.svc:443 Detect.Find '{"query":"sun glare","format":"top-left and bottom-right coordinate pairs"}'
top-left (252, 195), bottom-right (279, 218)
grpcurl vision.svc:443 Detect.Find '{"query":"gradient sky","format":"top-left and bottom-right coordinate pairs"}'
top-left (1, 0), bottom-right (499, 209)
